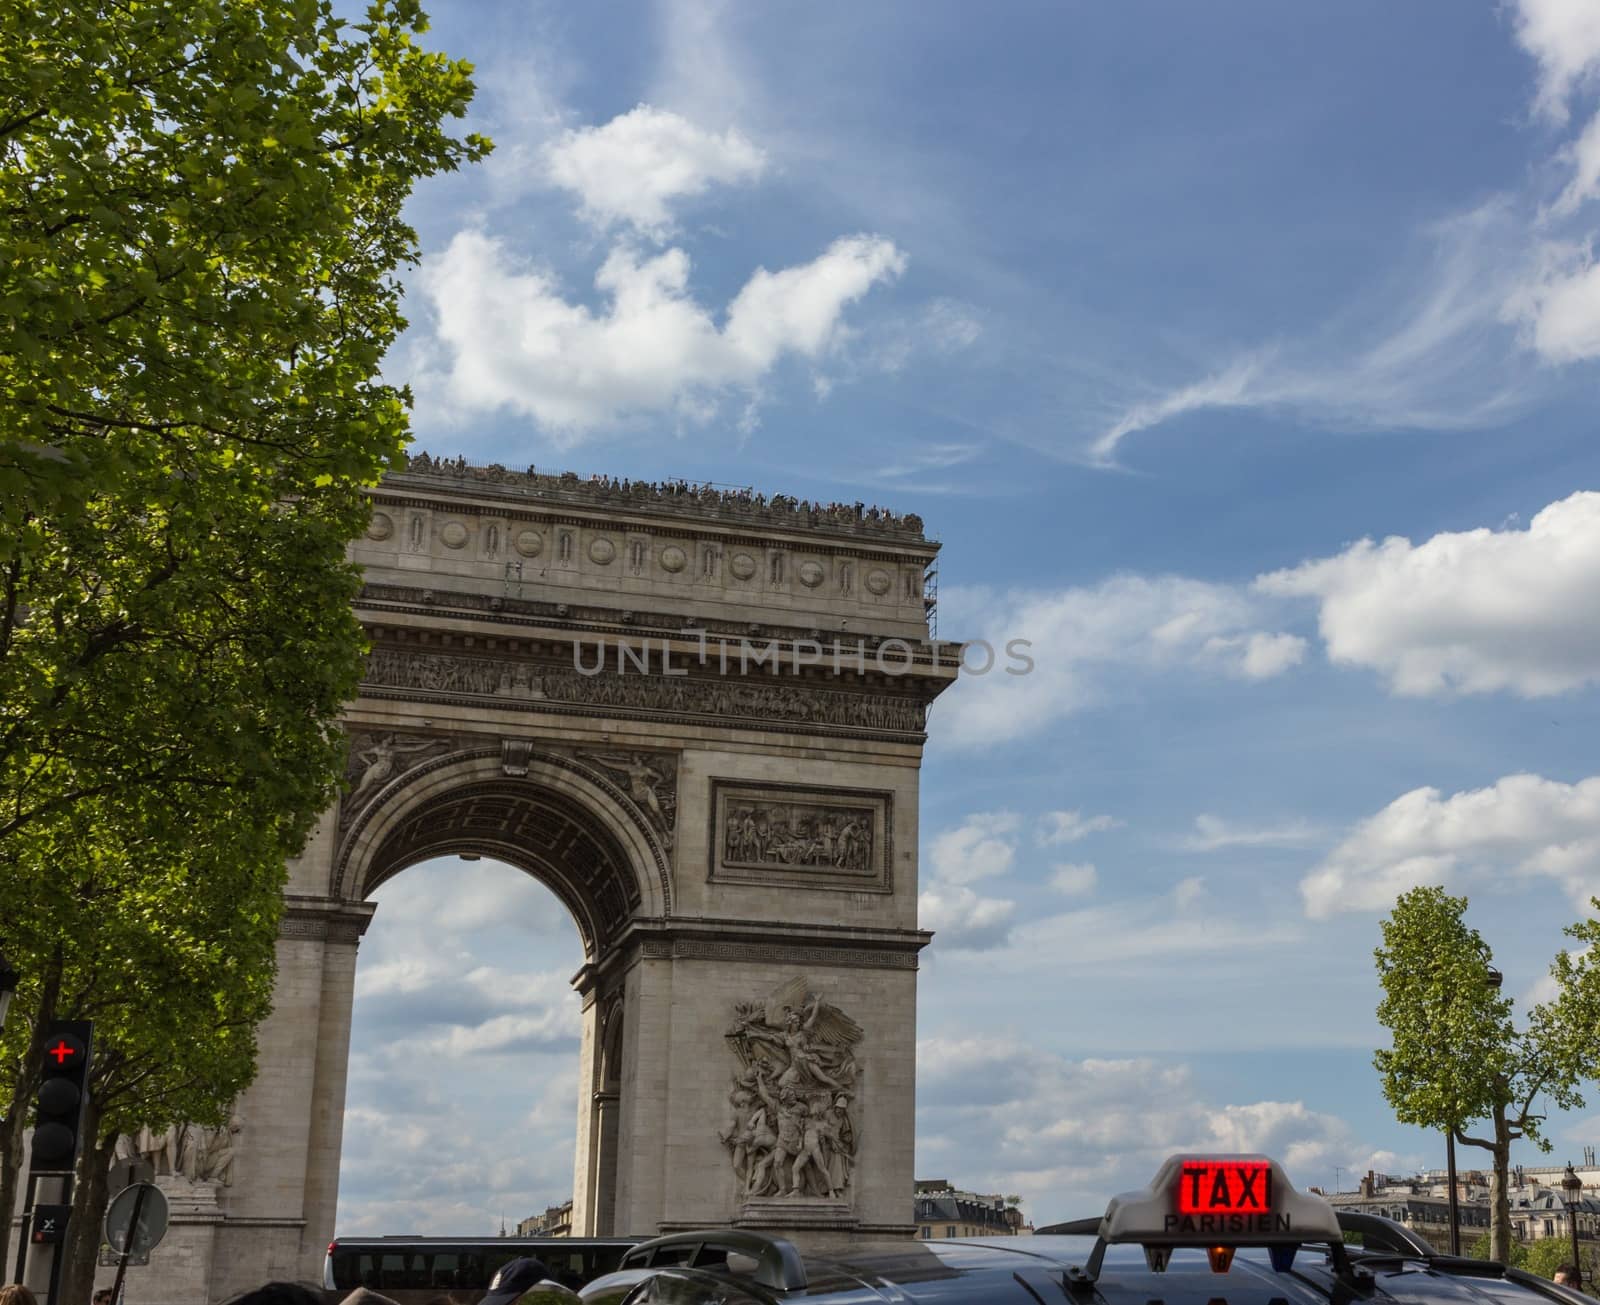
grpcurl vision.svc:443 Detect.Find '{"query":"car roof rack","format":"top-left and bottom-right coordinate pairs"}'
top-left (620, 1229), bottom-right (808, 1292)
top-left (1332, 1211), bottom-right (1436, 1258)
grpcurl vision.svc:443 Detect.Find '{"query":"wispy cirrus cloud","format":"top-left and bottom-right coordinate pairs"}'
top-left (1089, 201), bottom-right (1538, 465)
top-left (939, 575), bottom-right (1304, 747)
top-left (1182, 814), bottom-right (1325, 853)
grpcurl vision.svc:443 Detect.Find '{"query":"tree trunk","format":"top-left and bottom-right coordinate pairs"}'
top-left (0, 1103), bottom-right (22, 1283)
top-left (58, 1095), bottom-right (116, 1305)
top-left (1489, 1104), bottom-right (1514, 1264)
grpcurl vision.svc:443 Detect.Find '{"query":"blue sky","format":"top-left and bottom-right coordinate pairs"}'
top-left (337, 0), bottom-right (1600, 1235)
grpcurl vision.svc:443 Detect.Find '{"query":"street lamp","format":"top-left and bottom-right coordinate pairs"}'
top-left (0, 949), bottom-right (18, 1033)
top-left (1563, 1163), bottom-right (1584, 1290)
top-left (1447, 954), bottom-right (1504, 1256)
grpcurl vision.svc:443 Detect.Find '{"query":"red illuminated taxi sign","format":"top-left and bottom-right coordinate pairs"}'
top-left (1096, 1154), bottom-right (1340, 1250)
top-left (1175, 1159), bottom-right (1272, 1218)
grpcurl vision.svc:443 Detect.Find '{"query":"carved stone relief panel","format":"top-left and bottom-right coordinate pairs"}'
top-left (340, 728), bottom-right (457, 829)
top-left (722, 977), bottom-right (862, 1203)
top-left (710, 780), bottom-right (892, 893)
top-left (575, 750), bottom-right (677, 846)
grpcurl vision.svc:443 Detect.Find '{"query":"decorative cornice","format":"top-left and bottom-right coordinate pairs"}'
top-left (279, 896), bottom-right (376, 944)
top-left (355, 581), bottom-right (962, 669)
top-left (638, 939), bottom-right (920, 970)
top-left (618, 917), bottom-right (930, 973)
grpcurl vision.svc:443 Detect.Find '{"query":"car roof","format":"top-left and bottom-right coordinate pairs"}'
top-left (609, 1232), bottom-right (1588, 1305)
top-left (330, 1235), bottom-right (641, 1247)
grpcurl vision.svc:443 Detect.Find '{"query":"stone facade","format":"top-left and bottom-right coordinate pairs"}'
top-left (144, 462), bottom-right (956, 1302)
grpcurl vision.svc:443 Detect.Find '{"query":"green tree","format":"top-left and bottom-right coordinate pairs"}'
top-left (0, 0), bottom-right (488, 1289)
top-left (1375, 887), bottom-right (1600, 1263)
top-left (1465, 1230), bottom-right (1593, 1286)
top-left (0, 790), bottom-right (284, 1297)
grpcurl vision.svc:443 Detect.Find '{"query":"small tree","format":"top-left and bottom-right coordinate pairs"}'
top-left (1374, 887), bottom-right (1600, 1263)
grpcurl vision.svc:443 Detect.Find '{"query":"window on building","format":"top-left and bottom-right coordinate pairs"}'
top-left (946, 1226), bottom-right (956, 1238)
top-left (919, 1227), bottom-right (930, 1239)
top-left (1545, 1219), bottom-right (1555, 1237)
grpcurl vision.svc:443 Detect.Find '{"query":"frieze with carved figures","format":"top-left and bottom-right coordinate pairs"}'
top-left (361, 646), bottom-right (926, 735)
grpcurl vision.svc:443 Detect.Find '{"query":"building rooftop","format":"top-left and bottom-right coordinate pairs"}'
top-left (393, 451), bottom-right (934, 545)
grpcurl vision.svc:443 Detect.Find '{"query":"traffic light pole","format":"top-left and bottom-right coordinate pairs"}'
top-left (21, 1172), bottom-right (71, 1304)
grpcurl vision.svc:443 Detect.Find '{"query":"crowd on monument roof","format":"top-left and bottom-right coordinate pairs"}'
top-left (399, 450), bottom-right (926, 537)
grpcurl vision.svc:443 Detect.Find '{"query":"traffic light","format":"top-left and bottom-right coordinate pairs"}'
top-left (29, 1020), bottom-right (92, 1175)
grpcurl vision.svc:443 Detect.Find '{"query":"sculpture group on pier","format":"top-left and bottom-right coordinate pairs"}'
top-left (721, 978), bottom-right (862, 1202)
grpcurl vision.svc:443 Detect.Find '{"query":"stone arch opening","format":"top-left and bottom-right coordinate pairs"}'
top-left (337, 855), bottom-right (586, 1236)
top-left (315, 754), bottom-right (665, 1246)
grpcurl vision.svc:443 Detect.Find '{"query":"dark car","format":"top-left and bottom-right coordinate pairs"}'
top-left (324, 1235), bottom-right (642, 1302)
top-left (579, 1154), bottom-right (1590, 1305)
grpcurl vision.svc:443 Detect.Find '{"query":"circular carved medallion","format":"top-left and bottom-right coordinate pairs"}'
top-left (514, 529), bottom-right (543, 558)
top-left (440, 521), bottom-right (468, 549)
top-left (798, 560), bottom-right (826, 589)
top-left (589, 536), bottom-right (617, 565)
top-left (366, 512), bottom-right (393, 541)
top-left (865, 568), bottom-right (892, 595)
top-left (730, 552), bottom-right (758, 580)
top-left (660, 545), bottom-right (688, 573)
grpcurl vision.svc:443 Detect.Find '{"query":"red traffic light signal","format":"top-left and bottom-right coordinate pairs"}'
top-left (43, 1032), bottom-right (84, 1069)
top-left (29, 1020), bottom-right (92, 1175)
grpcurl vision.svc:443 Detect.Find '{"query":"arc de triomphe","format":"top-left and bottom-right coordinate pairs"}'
top-left (192, 460), bottom-right (957, 1298)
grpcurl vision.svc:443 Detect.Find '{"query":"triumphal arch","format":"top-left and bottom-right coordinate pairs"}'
top-left (188, 457), bottom-right (956, 1297)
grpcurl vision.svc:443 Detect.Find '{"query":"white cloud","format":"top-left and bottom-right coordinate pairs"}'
top-left (1513, 0), bottom-right (1600, 123)
top-left (921, 813), bottom-right (1020, 951)
top-left (938, 575), bottom-right (1303, 747)
top-left (1039, 810), bottom-right (1121, 846)
top-left (929, 811), bottom-right (1020, 883)
top-left (1551, 112), bottom-right (1600, 216)
top-left (1183, 814), bottom-right (1324, 853)
top-left (544, 104), bottom-right (765, 239)
top-left (919, 882), bottom-right (1018, 952)
top-left (1511, 244), bottom-right (1600, 362)
top-left (1049, 863), bottom-right (1098, 897)
top-left (1258, 491), bottom-right (1600, 698)
top-left (417, 229), bottom-right (904, 439)
top-left (1300, 772), bottom-right (1600, 917)
top-left (999, 895), bottom-right (1302, 975)
top-left (1204, 630), bottom-right (1309, 679)
top-left (916, 1038), bottom-right (1390, 1216)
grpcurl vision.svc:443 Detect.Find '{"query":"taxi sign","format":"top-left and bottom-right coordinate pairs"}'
top-left (1100, 1154), bottom-right (1340, 1246)
top-left (1174, 1159), bottom-right (1270, 1219)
